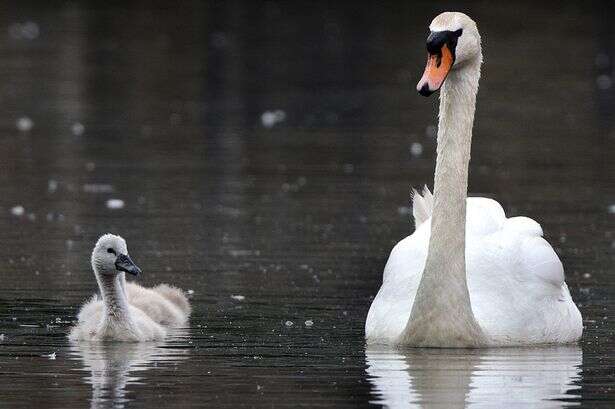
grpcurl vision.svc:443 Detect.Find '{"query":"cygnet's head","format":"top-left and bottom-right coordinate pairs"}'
top-left (91, 234), bottom-right (142, 277)
top-left (416, 12), bottom-right (482, 96)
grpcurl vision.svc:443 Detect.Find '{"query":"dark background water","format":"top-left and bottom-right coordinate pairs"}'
top-left (0, 1), bottom-right (613, 408)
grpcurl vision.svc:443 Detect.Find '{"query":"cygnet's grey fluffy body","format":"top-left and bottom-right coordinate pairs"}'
top-left (69, 234), bottom-right (191, 342)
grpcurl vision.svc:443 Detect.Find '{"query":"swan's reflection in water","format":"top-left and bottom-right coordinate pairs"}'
top-left (366, 346), bottom-right (582, 409)
top-left (69, 330), bottom-right (190, 409)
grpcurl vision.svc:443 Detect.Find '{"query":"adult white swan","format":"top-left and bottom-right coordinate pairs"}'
top-left (365, 12), bottom-right (583, 347)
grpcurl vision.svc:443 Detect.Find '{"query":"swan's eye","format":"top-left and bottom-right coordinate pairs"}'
top-left (107, 248), bottom-right (116, 255)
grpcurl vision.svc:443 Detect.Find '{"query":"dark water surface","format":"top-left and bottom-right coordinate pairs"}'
top-left (0, 1), bottom-right (613, 408)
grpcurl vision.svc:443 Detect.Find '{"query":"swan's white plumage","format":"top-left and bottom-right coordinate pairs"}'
top-left (366, 11), bottom-right (582, 347)
top-left (70, 282), bottom-right (191, 331)
top-left (126, 282), bottom-right (191, 326)
top-left (411, 186), bottom-right (433, 227)
top-left (69, 234), bottom-right (191, 342)
top-left (69, 296), bottom-right (167, 342)
top-left (366, 190), bottom-right (583, 346)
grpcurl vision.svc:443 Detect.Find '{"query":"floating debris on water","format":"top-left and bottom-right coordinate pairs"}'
top-left (261, 110), bottom-right (286, 128)
top-left (397, 206), bottom-right (411, 216)
top-left (47, 179), bottom-right (58, 193)
top-left (595, 52), bottom-right (610, 69)
top-left (231, 295), bottom-right (245, 301)
top-left (304, 320), bottom-right (314, 327)
top-left (8, 21), bottom-right (39, 40)
top-left (583, 273), bottom-right (592, 279)
top-left (106, 199), bottom-right (125, 209)
top-left (83, 184), bottom-right (114, 194)
top-left (0, 334), bottom-right (4, 341)
top-left (284, 320), bottom-right (294, 327)
top-left (608, 204), bottom-right (615, 214)
top-left (410, 142), bottom-right (423, 157)
top-left (71, 122), bottom-right (85, 136)
top-left (16, 117), bottom-right (33, 132)
top-left (10, 205), bottom-right (25, 217)
top-left (229, 249), bottom-right (260, 257)
top-left (44, 352), bottom-right (56, 360)
top-left (187, 289), bottom-right (195, 295)
top-left (425, 124), bottom-right (437, 138)
top-left (343, 163), bottom-right (354, 174)
top-left (596, 75), bottom-right (612, 90)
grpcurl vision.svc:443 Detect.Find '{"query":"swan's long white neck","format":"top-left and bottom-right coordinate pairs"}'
top-left (402, 55), bottom-right (487, 347)
top-left (94, 268), bottom-right (132, 325)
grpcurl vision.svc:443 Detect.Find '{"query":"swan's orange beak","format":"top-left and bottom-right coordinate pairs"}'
top-left (417, 43), bottom-right (454, 97)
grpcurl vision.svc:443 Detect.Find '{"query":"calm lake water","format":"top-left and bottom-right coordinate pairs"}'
top-left (0, 1), bottom-right (613, 408)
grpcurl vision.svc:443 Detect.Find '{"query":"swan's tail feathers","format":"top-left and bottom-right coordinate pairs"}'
top-left (153, 284), bottom-right (192, 317)
top-left (412, 185), bottom-right (434, 227)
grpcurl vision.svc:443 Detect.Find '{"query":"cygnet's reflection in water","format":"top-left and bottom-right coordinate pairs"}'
top-left (366, 346), bottom-right (581, 409)
top-left (69, 330), bottom-right (190, 409)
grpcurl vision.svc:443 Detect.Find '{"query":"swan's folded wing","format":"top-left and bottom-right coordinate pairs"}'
top-left (366, 226), bottom-right (429, 343)
top-left (466, 197), bottom-right (505, 236)
top-left (500, 216), bottom-right (564, 288)
top-left (151, 284), bottom-right (192, 317)
top-left (517, 236), bottom-right (565, 288)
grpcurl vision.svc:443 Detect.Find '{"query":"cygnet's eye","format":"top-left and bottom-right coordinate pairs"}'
top-left (107, 248), bottom-right (116, 255)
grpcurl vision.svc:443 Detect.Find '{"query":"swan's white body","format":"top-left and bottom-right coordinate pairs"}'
top-left (365, 12), bottom-right (582, 347)
top-left (69, 234), bottom-right (191, 342)
top-left (366, 192), bottom-right (583, 346)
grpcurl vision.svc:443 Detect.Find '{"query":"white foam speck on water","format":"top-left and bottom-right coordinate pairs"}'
top-left (10, 205), bottom-right (24, 217)
top-left (106, 199), bottom-right (125, 209)
top-left (595, 52), bottom-right (610, 69)
top-left (397, 206), bottom-right (411, 216)
top-left (9, 21), bottom-right (39, 40)
top-left (83, 184), bottom-right (114, 193)
top-left (261, 110), bottom-right (286, 128)
top-left (71, 122), bottom-right (85, 136)
top-left (284, 320), bottom-right (294, 327)
top-left (231, 295), bottom-right (245, 301)
top-left (596, 75), bottom-right (612, 90)
top-left (45, 352), bottom-right (56, 360)
top-left (343, 163), bottom-right (354, 174)
top-left (425, 124), bottom-right (437, 139)
top-left (608, 204), bottom-right (615, 214)
top-left (0, 334), bottom-right (4, 341)
top-left (410, 142), bottom-right (423, 157)
top-left (304, 320), bottom-right (314, 327)
top-left (187, 289), bottom-right (194, 295)
top-left (583, 273), bottom-right (592, 279)
top-left (229, 249), bottom-right (258, 257)
top-left (48, 179), bottom-right (58, 193)
top-left (16, 117), bottom-right (33, 132)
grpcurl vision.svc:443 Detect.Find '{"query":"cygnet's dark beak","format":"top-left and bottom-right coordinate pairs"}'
top-left (115, 254), bottom-right (142, 276)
